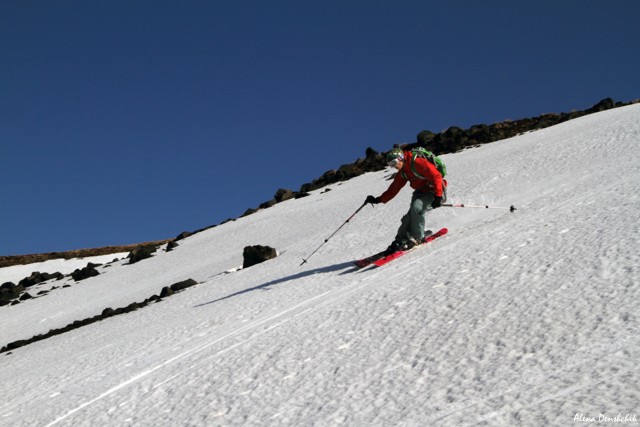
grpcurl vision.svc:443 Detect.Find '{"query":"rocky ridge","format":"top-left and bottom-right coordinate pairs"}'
top-left (1, 97), bottom-right (636, 267)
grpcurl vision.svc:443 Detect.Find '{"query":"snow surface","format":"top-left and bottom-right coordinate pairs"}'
top-left (0, 105), bottom-right (638, 426)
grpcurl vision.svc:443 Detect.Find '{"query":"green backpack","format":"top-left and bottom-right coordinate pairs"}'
top-left (407, 147), bottom-right (447, 178)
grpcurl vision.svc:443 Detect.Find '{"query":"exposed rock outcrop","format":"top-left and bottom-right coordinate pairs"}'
top-left (243, 245), bottom-right (278, 269)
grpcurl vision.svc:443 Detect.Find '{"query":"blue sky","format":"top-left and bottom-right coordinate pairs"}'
top-left (1, 1), bottom-right (638, 256)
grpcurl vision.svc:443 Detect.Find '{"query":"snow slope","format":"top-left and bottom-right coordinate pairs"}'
top-left (1, 105), bottom-right (638, 426)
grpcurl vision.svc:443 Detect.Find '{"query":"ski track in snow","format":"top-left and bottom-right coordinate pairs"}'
top-left (1, 105), bottom-right (639, 426)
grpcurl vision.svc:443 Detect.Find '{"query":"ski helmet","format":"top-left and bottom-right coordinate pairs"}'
top-left (385, 148), bottom-right (404, 166)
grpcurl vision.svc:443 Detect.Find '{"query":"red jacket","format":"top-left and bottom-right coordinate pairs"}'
top-left (379, 152), bottom-right (444, 203)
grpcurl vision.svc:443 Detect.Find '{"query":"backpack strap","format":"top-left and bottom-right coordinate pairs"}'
top-left (399, 152), bottom-right (428, 181)
top-left (409, 152), bottom-right (429, 179)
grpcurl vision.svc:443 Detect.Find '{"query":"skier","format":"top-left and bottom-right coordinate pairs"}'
top-left (365, 147), bottom-right (445, 253)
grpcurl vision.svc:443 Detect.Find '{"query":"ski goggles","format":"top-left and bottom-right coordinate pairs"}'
top-left (387, 156), bottom-right (403, 167)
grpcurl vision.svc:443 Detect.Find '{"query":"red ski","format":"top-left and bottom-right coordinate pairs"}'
top-left (355, 250), bottom-right (388, 268)
top-left (371, 227), bottom-right (448, 267)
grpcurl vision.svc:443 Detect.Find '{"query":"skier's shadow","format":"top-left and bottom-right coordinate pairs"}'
top-left (194, 261), bottom-right (357, 307)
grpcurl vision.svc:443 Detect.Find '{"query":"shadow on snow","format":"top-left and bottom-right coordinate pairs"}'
top-left (194, 261), bottom-right (358, 307)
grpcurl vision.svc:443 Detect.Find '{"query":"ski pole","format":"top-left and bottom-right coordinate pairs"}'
top-left (300, 201), bottom-right (369, 266)
top-left (442, 203), bottom-right (517, 213)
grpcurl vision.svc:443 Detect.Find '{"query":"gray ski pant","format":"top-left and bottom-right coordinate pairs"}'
top-left (394, 191), bottom-right (435, 244)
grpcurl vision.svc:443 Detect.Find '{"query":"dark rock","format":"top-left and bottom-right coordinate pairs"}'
top-left (1, 282), bottom-right (24, 303)
top-left (18, 272), bottom-right (64, 288)
top-left (242, 208), bottom-right (258, 217)
top-left (417, 130), bottom-right (436, 145)
top-left (274, 188), bottom-right (295, 203)
top-left (125, 302), bottom-right (140, 312)
top-left (258, 200), bottom-right (277, 210)
top-left (128, 245), bottom-right (157, 264)
top-left (170, 279), bottom-right (198, 292)
top-left (365, 146), bottom-right (381, 159)
top-left (588, 97), bottom-right (615, 113)
top-left (336, 163), bottom-right (365, 182)
top-left (146, 295), bottom-right (160, 303)
top-left (243, 245), bottom-right (278, 269)
top-left (71, 264), bottom-right (100, 281)
top-left (166, 241), bottom-right (179, 252)
top-left (175, 231), bottom-right (193, 241)
top-left (160, 286), bottom-right (174, 298)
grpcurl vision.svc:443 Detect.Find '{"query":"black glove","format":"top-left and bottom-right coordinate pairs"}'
top-left (366, 195), bottom-right (380, 205)
top-left (431, 196), bottom-right (442, 209)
